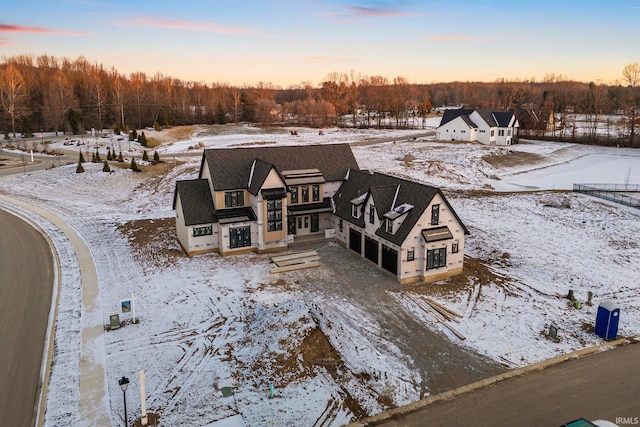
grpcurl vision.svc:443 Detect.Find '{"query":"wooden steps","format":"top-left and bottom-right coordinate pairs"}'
top-left (270, 250), bottom-right (319, 274)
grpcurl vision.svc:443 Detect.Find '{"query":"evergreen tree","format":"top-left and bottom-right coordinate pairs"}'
top-left (129, 129), bottom-right (138, 141)
top-left (130, 157), bottom-right (141, 172)
top-left (216, 103), bottom-right (226, 124)
top-left (79, 150), bottom-right (85, 163)
top-left (139, 131), bottom-right (147, 147)
top-left (76, 159), bottom-right (85, 173)
top-left (92, 151), bottom-right (97, 163)
top-left (118, 150), bottom-right (124, 162)
top-left (153, 151), bottom-right (160, 162)
top-left (102, 160), bottom-right (111, 172)
top-left (107, 149), bottom-right (113, 161)
top-left (142, 150), bottom-right (149, 162)
top-left (95, 149), bottom-right (101, 162)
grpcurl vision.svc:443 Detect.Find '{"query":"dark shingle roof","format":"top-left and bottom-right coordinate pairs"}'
top-left (439, 108), bottom-right (515, 129)
top-left (248, 158), bottom-right (275, 195)
top-left (333, 170), bottom-right (469, 246)
top-left (439, 108), bottom-right (475, 127)
top-left (173, 179), bottom-right (217, 226)
top-left (201, 144), bottom-right (359, 191)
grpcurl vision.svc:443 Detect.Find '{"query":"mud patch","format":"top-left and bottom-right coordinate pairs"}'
top-left (482, 150), bottom-right (546, 168)
top-left (117, 217), bottom-right (184, 268)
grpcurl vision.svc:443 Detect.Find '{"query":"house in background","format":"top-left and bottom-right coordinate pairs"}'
top-left (173, 143), bottom-right (469, 283)
top-left (436, 108), bottom-right (519, 145)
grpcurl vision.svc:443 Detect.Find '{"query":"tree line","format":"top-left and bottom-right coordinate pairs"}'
top-left (0, 54), bottom-right (638, 145)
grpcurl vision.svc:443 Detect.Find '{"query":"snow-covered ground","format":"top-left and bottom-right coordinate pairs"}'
top-left (1, 124), bottom-right (640, 426)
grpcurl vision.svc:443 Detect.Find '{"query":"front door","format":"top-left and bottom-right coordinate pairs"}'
top-left (288, 217), bottom-right (296, 235)
top-left (296, 216), bottom-right (310, 235)
top-left (230, 226), bottom-right (251, 249)
top-left (310, 214), bottom-right (319, 232)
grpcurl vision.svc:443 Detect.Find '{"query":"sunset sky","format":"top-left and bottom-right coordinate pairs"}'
top-left (1, 0), bottom-right (639, 87)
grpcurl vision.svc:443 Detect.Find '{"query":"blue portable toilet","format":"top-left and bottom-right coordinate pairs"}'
top-left (595, 301), bottom-right (620, 340)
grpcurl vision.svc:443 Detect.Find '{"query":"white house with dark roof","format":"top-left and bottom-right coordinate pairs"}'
top-left (331, 170), bottom-right (469, 284)
top-left (436, 108), bottom-right (519, 145)
top-left (173, 143), bottom-right (469, 283)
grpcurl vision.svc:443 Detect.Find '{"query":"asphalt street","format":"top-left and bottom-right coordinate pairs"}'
top-left (368, 341), bottom-right (640, 427)
top-left (0, 208), bottom-right (54, 427)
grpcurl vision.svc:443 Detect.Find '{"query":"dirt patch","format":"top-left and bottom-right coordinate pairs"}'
top-left (405, 255), bottom-right (508, 298)
top-left (117, 217), bottom-right (184, 268)
top-left (274, 326), bottom-right (369, 419)
top-left (482, 150), bottom-right (547, 168)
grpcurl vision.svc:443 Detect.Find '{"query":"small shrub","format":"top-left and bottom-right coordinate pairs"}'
top-left (76, 160), bottom-right (85, 173)
top-left (142, 150), bottom-right (149, 162)
top-left (153, 151), bottom-right (160, 162)
top-left (102, 160), bottom-right (111, 172)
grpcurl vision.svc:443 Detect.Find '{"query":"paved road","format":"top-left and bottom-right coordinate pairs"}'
top-left (366, 341), bottom-right (640, 427)
top-left (0, 208), bottom-right (54, 427)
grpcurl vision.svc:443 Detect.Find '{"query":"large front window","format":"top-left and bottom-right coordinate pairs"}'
top-left (229, 226), bottom-right (251, 249)
top-left (267, 199), bottom-right (283, 232)
top-left (427, 248), bottom-right (446, 269)
top-left (225, 190), bottom-right (244, 208)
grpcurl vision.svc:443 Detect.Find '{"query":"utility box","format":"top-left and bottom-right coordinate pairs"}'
top-left (594, 301), bottom-right (620, 340)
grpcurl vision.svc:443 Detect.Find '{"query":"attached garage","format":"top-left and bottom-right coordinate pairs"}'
top-left (349, 228), bottom-right (362, 254)
top-left (364, 235), bottom-right (379, 264)
top-left (381, 244), bottom-right (398, 276)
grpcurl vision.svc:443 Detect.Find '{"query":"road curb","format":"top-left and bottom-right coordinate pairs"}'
top-left (346, 336), bottom-right (640, 426)
top-left (0, 200), bottom-right (62, 427)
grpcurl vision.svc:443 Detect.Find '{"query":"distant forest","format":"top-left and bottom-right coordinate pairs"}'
top-left (1, 55), bottom-right (639, 146)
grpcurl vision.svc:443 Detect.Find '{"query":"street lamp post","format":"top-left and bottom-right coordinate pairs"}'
top-left (118, 376), bottom-right (130, 426)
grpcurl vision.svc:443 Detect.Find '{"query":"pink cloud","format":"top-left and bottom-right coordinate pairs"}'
top-left (426, 33), bottom-right (478, 42)
top-left (345, 6), bottom-right (412, 18)
top-left (0, 24), bottom-right (89, 35)
top-left (323, 4), bottom-right (416, 23)
top-left (122, 17), bottom-right (251, 34)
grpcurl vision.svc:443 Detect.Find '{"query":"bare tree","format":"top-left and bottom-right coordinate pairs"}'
top-left (43, 69), bottom-right (74, 135)
top-left (0, 62), bottom-right (26, 135)
top-left (622, 62), bottom-right (640, 146)
top-left (130, 71), bottom-right (147, 130)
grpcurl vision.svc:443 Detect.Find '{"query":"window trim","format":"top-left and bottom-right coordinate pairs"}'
top-left (427, 247), bottom-right (447, 269)
top-left (407, 247), bottom-right (415, 262)
top-left (225, 190), bottom-right (244, 208)
top-left (290, 186), bottom-right (298, 204)
top-left (452, 240), bottom-right (459, 254)
top-left (193, 225), bottom-right (212, 237)
top-left (266, 198), bottom-right (283, 232)
top-left (312, 184), bottom-right (320, 202)
top-left (301, 185), bottom-right (309, 203)
top-left (431, 204), bottom-right (440, 225)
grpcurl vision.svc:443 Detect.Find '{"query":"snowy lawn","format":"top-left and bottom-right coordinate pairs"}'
top-left (1, 125), bottom-right (640, 426)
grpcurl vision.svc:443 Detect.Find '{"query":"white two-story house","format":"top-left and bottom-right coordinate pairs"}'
top-left (174, 144), bottom-right (470, 283)
top-left (436, 108), bottom-right (519, 146)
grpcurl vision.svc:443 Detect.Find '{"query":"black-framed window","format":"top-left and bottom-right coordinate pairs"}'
top-left (193, 225), bottom-right (212, 237)
top-left (490, 129), bottom-right (495, 137)
top-left (407, 247), bottom-right (415, 262)
top-left (352, 204), bottom-right (359, 218)
top-left (427, 248), bottom-right (446, 269)
top-left (225, 190), bottom-right (244, 208)
top-left (229, 226), bottom-right (251, 249)
top-left (266, 199), bottom-right (283, 232)
top-left (452, 240), bottom-right (459, 253)
top-left (431, 204), bottom-right (440, 225)
top-left (302, 185), bottom-right (309, 203)
top-left (386, 219), bottom-right (393, 233)
top-left (312, 184), bottom-right (320, 202)
top-left (339, 219), bottom-right (343, 232)
top-left (499, 129), bottom-right (505, 136)
top-left (290, 186), bottom-right (298, 204)
top-left (369, 205), bottom-right (375, 224)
